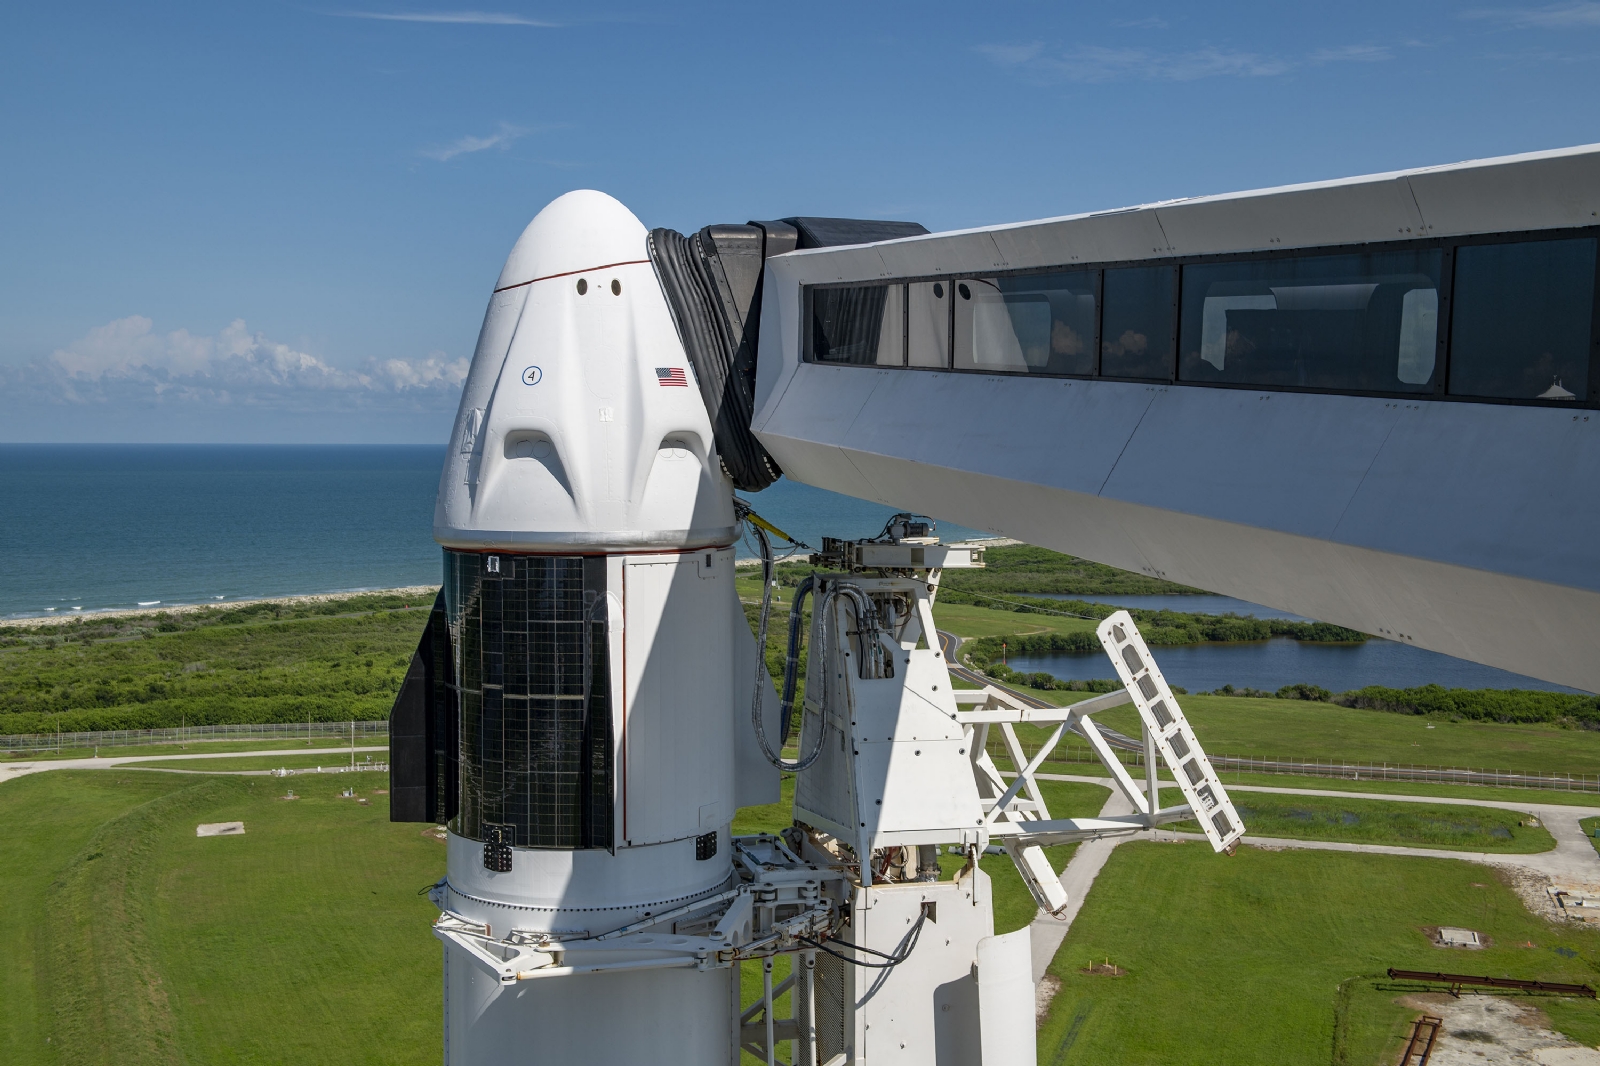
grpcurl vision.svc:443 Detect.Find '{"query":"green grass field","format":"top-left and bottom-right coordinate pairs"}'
top-left (3, 770), bottom-right (442, 1066)
top-left (3, 768), bottom-right (1108, 1065)
top-left (0, 594), bottom-right (431, 735)
top-left (989, 685), bottom-right (1600, 778)
top-left (1222, 774), bottom-right (1600, 808)
top-left (1040, 841), bottom-right (1600, 1066)
top-left (8, 766), bottom-right (1594, 1066)
top-left (1177, 792), bottom-right (1555, 852)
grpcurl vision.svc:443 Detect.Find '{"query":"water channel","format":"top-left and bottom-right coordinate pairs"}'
top-left (1005, 595), bottom-right (1586, 694)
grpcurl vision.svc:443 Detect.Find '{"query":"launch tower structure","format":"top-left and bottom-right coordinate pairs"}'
top-left (390, 191), bottom-right (1242, 1065)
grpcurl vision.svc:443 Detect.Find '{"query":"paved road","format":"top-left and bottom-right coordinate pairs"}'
top-left (1036, 772), bottom-right (1600, 884)
top-left (0, 746), bottom-right (390, 784)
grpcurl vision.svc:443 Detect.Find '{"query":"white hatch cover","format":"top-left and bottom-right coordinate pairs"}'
top-left (1096, 611), bottom-right (1245, 852)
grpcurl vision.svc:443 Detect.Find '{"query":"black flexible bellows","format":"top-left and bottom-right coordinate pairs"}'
top-left (648, 225), bottom-right (782, 492)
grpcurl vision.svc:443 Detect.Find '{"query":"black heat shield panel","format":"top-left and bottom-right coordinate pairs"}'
top-left (389, 590), bottom-right (456, 823)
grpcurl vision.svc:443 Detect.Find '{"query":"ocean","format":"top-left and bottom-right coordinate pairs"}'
top-left (0, 444), bottom-right (985, 619)
top-left (0, 444), bottom-right (1579, 693)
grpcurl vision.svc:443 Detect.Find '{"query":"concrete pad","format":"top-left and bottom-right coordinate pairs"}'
top-left (196, 821), bottom-right (245, 837)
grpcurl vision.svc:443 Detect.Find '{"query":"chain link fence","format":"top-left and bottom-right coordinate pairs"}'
top-left (2, 720), bottom-right (388, 755)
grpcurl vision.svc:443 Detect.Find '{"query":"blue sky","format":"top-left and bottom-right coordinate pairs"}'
top-left (3, 1), bottom-right (1598, 442)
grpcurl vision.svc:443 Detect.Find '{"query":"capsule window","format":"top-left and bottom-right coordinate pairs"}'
top-left (1212, 811), bottom-right (1234, 838)
top-left (1121, 645), bottom-right (1144, 673)
top-left (1183, 759), bottom-right (1205, 784)
top-left (1169, 732), bottom-right (1191, 760)
top-left (1150, 699), bottom-right (1174, 728)
top-left (576, 278), bottom-right (588, 295)
top-left (611, 279), bottom-right (622, 296)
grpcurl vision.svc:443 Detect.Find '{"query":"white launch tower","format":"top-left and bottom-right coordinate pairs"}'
top-left (391, 191), bottom-right (1242, 1065)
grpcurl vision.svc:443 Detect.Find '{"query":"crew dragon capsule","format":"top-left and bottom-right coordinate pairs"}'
top-left (393, 191), bottom-right (782, 1062)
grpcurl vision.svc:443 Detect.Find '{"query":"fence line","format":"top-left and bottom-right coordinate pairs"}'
top-left (993, 738), bottom-right (1600, 794)
top-left (2, 720), bottom-right (388, 754)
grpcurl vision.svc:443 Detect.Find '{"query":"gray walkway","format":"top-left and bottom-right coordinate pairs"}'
top-left (1036, 772), bottom-right (1600, 884)
top-left (0, 746), bottom-right (389, 784)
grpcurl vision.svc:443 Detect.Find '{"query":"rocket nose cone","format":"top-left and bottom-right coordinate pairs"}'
top-left (494, 190), bottom-right (649, 291)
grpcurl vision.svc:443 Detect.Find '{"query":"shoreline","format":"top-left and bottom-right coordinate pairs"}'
top-left (0, 586), bottom-right (441, 630)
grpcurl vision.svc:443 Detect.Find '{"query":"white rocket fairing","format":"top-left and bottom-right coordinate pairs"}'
top-left (431, 191), bottom-right (778, 1064)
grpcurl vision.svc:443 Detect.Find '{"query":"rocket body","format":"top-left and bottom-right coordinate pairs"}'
top-left (431, 191), bottom-right (776, 1063)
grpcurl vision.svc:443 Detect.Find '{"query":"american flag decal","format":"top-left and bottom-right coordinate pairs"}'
top-left (656, 367), bottom-right (689, 387)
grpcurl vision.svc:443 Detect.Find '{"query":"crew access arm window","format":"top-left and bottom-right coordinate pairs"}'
top-left (803, 228), bottom-right (1599, 406)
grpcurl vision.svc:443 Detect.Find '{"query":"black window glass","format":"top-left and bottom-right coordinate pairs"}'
top-left (907, 282), bottom-right (949, 367)
top-left (952, 272), bottom-right (1096, 375)
top-left (447, 550), bottom-right (612, 849)
top-left (1102, 266), bottom-right (1175, 379)
top-left (1179, 249), bottom-right (1443, 391)
top-left (1447, 238), bottom-right (1596, 401)
top-left (810, 285), bottom-right (895, 365)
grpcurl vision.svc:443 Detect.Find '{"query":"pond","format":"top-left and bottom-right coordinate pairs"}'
top-left (1004, 636), bottom-right (1586, 694)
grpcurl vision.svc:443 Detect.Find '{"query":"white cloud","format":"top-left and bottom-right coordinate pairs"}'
top-left (421, 121), bottom-right (528, 161)
top-left (976, 40), bottom-right (1392, 83)
top-left (18, 316), bottom-right (468, 412)
top-left (974, 42), bottom-right (1046, 66)
top-left (1463, 2), bottom-right (1600, 26)
top-left (330, 9), bottom-right (561, 26)
top-left (1308, 44), bottom-right (1393, 63)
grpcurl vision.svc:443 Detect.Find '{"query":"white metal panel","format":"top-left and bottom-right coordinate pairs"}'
top-left (493, 189), bottom-right (653, 291)
top-left (846, 877), bottom-right (992, 1066)
top-left (437, 192), bottom-right (736, 551)
top-left (761, 144), bottom-right (1600, 288)
top-left (443, 945), bottom-right (732, 1066)
top-left (985, 207), bottom-right (1173, 273)
top-left (977, 928), bottom-right (1037, 1066)
top-left (753, 356), bottom-right (1600, 690)
top-left (622, 555), bottom-right (736, 845)
top-left (1097, 612), bottom-right (1244, 850)
top-left (1407, 148), bottom-right (1600, 236)
top-left (1151, 174), bottom-right (1425, 255)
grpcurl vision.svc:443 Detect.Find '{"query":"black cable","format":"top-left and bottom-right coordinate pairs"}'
top-left (798, 912), bottom-right (926, 970)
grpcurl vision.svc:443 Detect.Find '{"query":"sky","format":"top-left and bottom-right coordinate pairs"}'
top-left (2, 1), bottom-right (1598, 443)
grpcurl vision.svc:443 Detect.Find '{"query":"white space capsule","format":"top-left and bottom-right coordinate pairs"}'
top-left (427, 190), bottom-right (777, 1064)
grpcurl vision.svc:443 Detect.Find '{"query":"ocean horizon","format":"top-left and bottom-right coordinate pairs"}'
top-left (0, 443), bottom-right (990, 620)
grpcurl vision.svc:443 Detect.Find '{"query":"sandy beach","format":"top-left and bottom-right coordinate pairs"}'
top-left (0, 586), bottom-right (442, 629)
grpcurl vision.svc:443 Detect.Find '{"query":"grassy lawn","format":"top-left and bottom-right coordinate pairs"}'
top-left (1582, 817), bottom-right (1600, 855)
top-left (931, 601), bottom-right (1100, 640)
top-left (986, 686), bottom-right (1600, 778)
top-left (1222, 774), bottom-right (1600, 808)
top-left (0, 595), bottom-right (430, 735)
top-left (119, 750), bottom-right (387, 772)
top-left (2, 770), bottom-right (443, 1066)
top-left (6, 736), bottom-right (387, 761)
top-left (1042, 841), bottom-right (1600, 1066)
top-left (8, 768), bottom-right (1588, 1066)
top-left (1178, 792), bottom-right (1555, 853)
